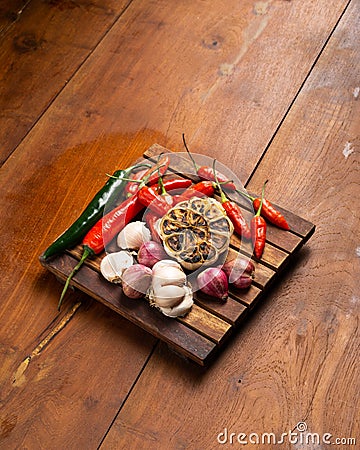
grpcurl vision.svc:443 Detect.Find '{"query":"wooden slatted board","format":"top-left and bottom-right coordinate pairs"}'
top-left (40, 144), bottom-right (315, 365)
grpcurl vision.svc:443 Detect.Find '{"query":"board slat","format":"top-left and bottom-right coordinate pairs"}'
top-left (40, 145), bottom-right (315, 365)
top-left (178, 304), bottom-right (232, 344)
top-left (194, 293), bottom-right (248, 325)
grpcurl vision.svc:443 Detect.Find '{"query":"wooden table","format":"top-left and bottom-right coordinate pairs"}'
top-left (0, 1), bottom-right (358, 448)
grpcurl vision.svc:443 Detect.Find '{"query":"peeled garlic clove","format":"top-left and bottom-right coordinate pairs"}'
top-left (121, 264), bottom-right (152, 299)
top-left (151, 285), bottom-right (186, 308)
top-left (117, 221), bottom-right (151, 250)
top-left (100, 251), bottom-right (134, 283)
top-left (158, 286), bottom-right (194, 318)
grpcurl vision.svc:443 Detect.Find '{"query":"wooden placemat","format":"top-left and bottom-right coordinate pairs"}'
top-left (40, 144), bottom-right (315, 365)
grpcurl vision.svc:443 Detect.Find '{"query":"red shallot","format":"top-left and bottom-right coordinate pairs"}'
top-left (137, 241), bottom-right (167, 268)
top-left (197, 267), bottom-right (228, 301)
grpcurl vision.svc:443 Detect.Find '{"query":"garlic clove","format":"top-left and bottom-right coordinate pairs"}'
top-left (100, 251), bottom-right (134, 283)
top-left (152, 260), bottom-right (182, 271)
top-left (152, 267), bottom-right (187, 290)
top-left (117, 221), bottom-right (151, 250)
top-left (158, 286), bottom-right (194, 318)
top-left (151, 260), bottom-right (186, 290)
top-left (151, 285), bottom-right (186, 308)
top-left (121, 264), bottom-right (152, 299)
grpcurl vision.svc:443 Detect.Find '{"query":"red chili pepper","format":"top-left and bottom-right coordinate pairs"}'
top-left (182, 134), bottom-right (236, 191)
top-left (222, 201), bottom-right (251, 239)
top-left (145, 211), bottom-right (161, 242)
top-left (197, 166), bottom-right (236, 191)
top-left (175, 180), bottom-right (215, 202)
top-left (212, 160), bottom-right (251, 239)
top-left (250, 183), bottom-right (267, 259)
top-left (58, 194), bottom-right (144, 310)
top-left (138, 186), bottom-right (172, 216)
top-left (237, 182), bottom-right (290, 230)
top-left (171, 194), bottom-right (185, 205)
top-left (252, 197), bottom-right (289, 230)
top-left (161, 178), bottom-right (192, 192)
top-left (125, 168), bottom-right (149, 197)
top-left (126, 165), bottom-right (191, 202)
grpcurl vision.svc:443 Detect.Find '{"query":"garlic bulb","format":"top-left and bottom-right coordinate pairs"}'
top-left (117, 221), bottom-right (151, 250)
top-left (100, 251), bottom-right (134, 283)
top-left (147, 260), bottom-right (193, 317)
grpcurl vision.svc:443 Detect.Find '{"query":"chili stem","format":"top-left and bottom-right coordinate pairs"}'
top-left (157, 168), bottom-right (167, 195)
top-left (212, 159), bottom-right (227, 203)
top-left (255, 180), bottom-right (268, 217)
top-left (106, 175), bottom-right (135, 182)
top-left (138, 162), bottom-right (167, 190)
top-left (182, 133), bottom-right (199, 172)
top-left (58, 246), bottom-right (93, 311)
top-left (235, 188), bottom-right (255, 201)
top-left (108, 162), bottom-right (167, 187)
top-left (105, 162), bottom-right (151, 180)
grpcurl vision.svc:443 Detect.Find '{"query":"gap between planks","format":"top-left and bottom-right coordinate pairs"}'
top-left (243, 0), bottom-right (354, 189)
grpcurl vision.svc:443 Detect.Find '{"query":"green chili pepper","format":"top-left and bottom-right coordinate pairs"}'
top-left (41, 163), bottom-right (150, 260)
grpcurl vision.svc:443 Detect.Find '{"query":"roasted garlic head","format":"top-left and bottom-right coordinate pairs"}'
top-left (158, 197), bottom-right (234, 270)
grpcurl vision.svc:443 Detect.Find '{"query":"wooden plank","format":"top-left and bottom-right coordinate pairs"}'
top-left (178, 304), bottom-right (232, 344)
top-left (229, 238), bottom-right (288, 271)
top-left (0, 0), bottom-right (130, 164)
top-left (194, 293), bottom-right (248, 326)
top-left (100, 2), bottom-right (359, 448)
top-left (0, 1), bottom-right (28, 32)
top-left (229, 283), bottom-right (263, 308)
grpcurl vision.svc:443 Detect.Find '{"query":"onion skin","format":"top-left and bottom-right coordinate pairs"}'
top-left (197, 267), bottom-right (228, 301)
top-left (137, 241), bottom-right (167, 268)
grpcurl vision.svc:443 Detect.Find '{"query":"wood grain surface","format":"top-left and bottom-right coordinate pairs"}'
top-left (0, 0), bottom-right (130, 165)
top-left (0, 0), bottom-right (358, 448)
